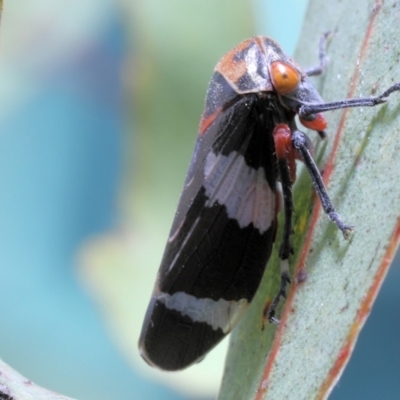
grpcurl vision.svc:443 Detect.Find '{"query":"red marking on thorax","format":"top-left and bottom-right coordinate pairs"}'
top-left (215, 39), bottom-right (253, 85)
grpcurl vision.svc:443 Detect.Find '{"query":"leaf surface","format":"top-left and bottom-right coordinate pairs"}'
top-left (219, 1), bottom-right (400, 399)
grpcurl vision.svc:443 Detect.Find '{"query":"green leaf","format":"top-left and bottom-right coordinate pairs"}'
top-left (218, 1), bottom-right (400, 399)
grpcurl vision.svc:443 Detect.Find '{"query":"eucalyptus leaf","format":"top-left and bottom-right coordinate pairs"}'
top-left (219, 1), bottom-right (400, 399)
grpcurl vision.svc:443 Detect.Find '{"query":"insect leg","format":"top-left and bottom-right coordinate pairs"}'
top-left (268, 125), bottom-right (296, 323)
top-left (299, 83), bottom-right (400, 118)
top-left (292, 130), bottom-right (354, 239)
top-left (304, 31), bottom-right (332, 77)
top-left (268, 157), bottom-right (294, 323)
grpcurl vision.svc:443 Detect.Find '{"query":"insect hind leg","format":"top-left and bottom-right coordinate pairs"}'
top-left (268, 260), bottom-right (291, 324)
top-left (268, 125), bottom-right (297, 323)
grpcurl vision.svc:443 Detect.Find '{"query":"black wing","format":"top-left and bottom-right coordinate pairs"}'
top-left (139, 95), bottom-right (278, 371)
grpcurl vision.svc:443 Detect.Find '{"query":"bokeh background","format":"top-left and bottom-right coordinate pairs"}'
top-left (0, 1), bottom-right (398, 399)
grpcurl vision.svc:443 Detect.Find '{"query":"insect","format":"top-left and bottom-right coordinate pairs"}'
top-left (138, 35), bottom-right (400, 371)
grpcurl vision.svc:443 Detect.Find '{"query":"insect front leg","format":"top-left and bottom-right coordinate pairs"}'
top-left (299, 83), bottom-right (400, 118)
top-left (304, 31), bottom-right (332, 77)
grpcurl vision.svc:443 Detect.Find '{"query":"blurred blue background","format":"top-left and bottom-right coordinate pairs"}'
top-left (0, 1), bottom-right (187, 399)
top-left (0, 1), bottom-right (398, 399)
